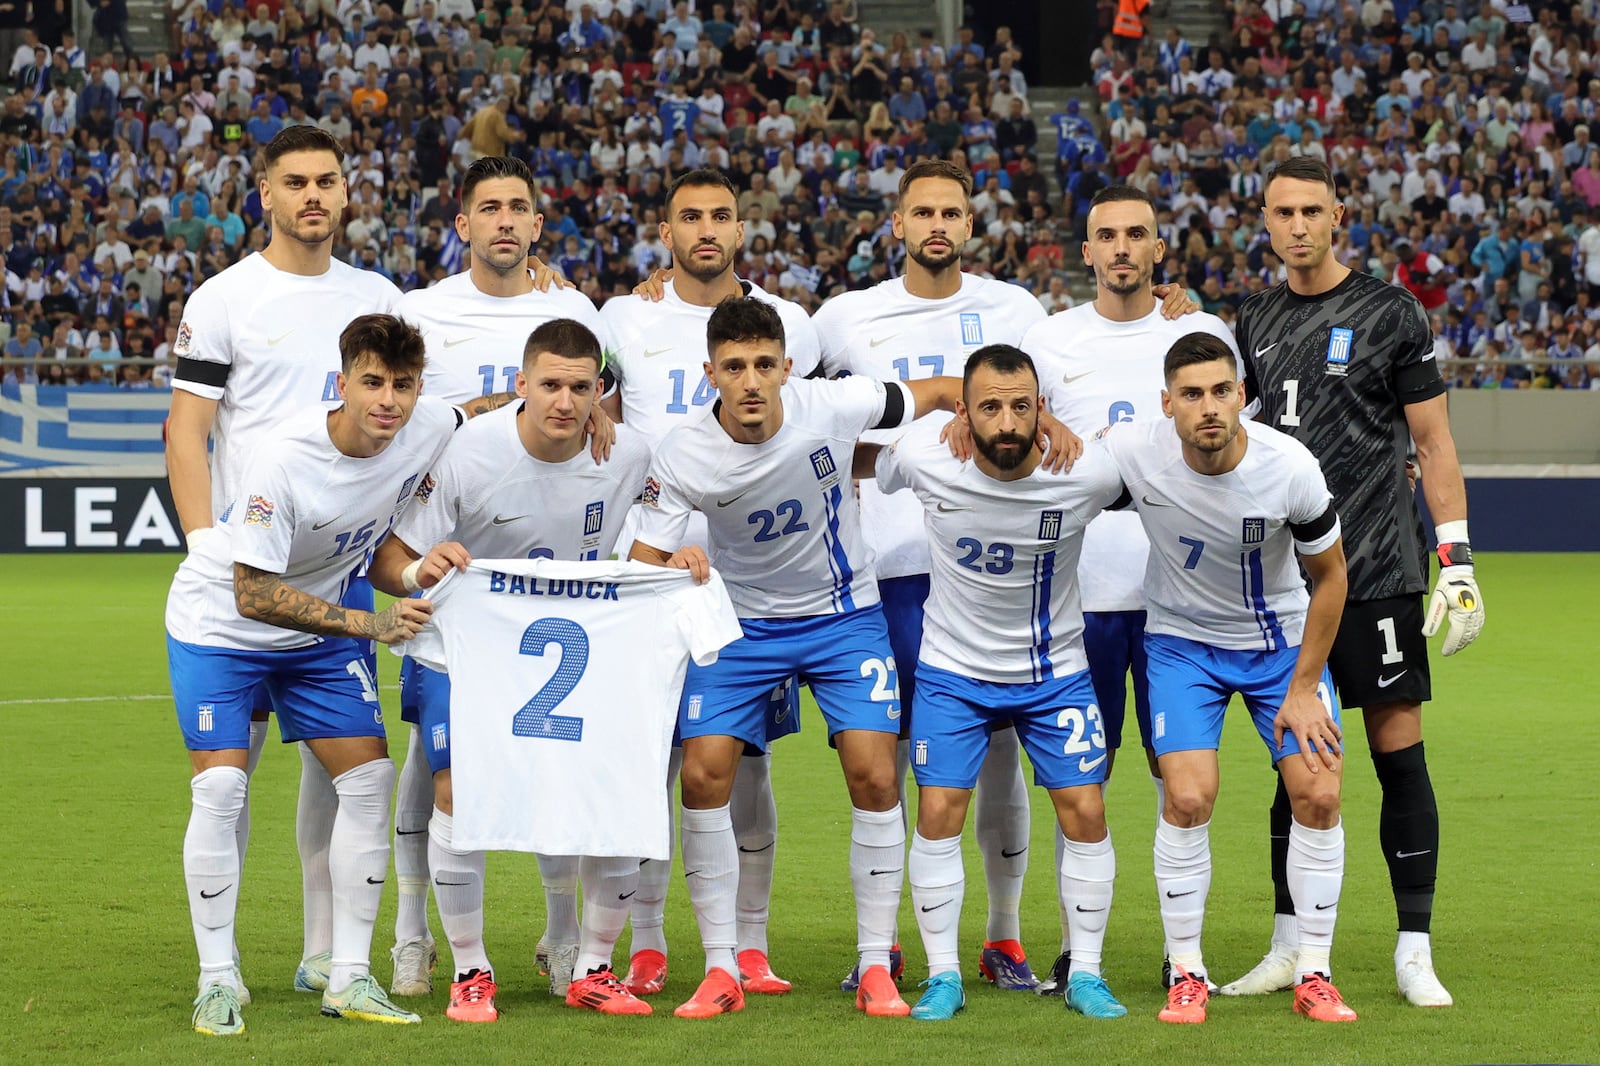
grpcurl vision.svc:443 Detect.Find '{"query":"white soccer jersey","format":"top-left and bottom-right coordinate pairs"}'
top-left (1024, 304), bottom-right (1240, 613)
top-left (813, 273), bottom-right (1046, 580)
top-left (400, 558), bottom-right (743, 857)
top-left (634, 375), bottom-right (914, 618)
top-left (391, 403), bottom-right (650, 560)
top-left (165, 398), bottom-right (461, 652)
top-left (599, 278), bottom-right (822, 444)
top-left (394, 270), bottom-right (603, 404)
top-left (1098, 417), bottom-right (1341, 652)
top-left (876, 422), bottom-right (1126, 683)
top-left (171, 254), bottom-right (402, 519)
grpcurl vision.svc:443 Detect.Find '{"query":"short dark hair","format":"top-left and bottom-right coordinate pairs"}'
top-left (963, 343), bottom-right (1038, 393)
top-left (897, 157), bottom-right (973, 202)
top-left (1263, 155), bottom-right (1337, 195)
top-left (259, 124), bottom-right (344, 172)
top-left (1163, 331), bottom-right (1237, 383)
top-left (666, 167), bottom-right (739, 213)
top-left (523, 317), bottom-right (603, 370)
top-left (338, 313), bottom-right (427, 376)
top-left (460, 155), bottom-right (537, 208)
top-left (1088, 183), bottom-right (1158, 219)
top-left (706, 296), bottom-right (785, 357)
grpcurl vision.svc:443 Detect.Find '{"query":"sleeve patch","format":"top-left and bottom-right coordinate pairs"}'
top-left (243, 495), bottom-right (275, 528)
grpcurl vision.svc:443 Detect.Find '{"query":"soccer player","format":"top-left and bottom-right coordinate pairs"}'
top-left (599, 168), bottom-right (821, 997)
top-left (1227, 157), bottom-right (1482, 1007)
top-left (164, 125), bottom-right (402, 998)
top-left (1020, 183), bottom-right (1238, 994)
top-left (811, 159), bottom-right (1051, 992)
top-left (168, 315), bottom-right (458, 1035)
top-left (864, 344), bottom-right (1131, 1022)
top-left (368, 318), bottom-right (654, 1021)
top-left (387, 156), bottom-right (607, 1000)
top-left (1098, 331), bottom-right (1356, 1025)
top-left (628, 297), bottom-right (966, 1019)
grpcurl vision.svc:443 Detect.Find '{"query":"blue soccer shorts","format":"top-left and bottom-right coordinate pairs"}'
top-left (879, 573), bottom-right (930, 727)
top-left (1145, 633), bottom-right (1341, 762)
top-left (678, 605), bottom-right (901, 748)
top-left (1083, 609), bottom-right (1151, 751)
top-left (170, 634), bottom-right (386, 751)
top-left (910, 663), bottom-right (1108, 791)
top-left (408, 661), bottom-right (454, 774)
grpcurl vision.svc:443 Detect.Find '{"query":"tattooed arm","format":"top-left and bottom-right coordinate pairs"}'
top-left (233, 563), bottom-right (434, 644)
top-left (460, 391), bottom-right (517, 417)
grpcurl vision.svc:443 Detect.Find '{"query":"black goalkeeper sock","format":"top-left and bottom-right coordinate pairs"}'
top-left (1371, 741), bottom-right (1439, 934)
top-left (1270, 770), bottom-right (1294, 917)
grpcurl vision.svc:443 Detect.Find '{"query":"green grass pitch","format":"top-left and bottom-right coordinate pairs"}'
top-left (2, 553), bottom-right (1596, 1064)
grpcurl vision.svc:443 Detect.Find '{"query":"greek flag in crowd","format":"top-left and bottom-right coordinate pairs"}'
top-left (0, 383), bottom-right (169, 476)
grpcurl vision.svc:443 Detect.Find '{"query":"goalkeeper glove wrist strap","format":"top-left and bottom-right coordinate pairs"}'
top-left (1436, 541), bottom-right (1472, 568)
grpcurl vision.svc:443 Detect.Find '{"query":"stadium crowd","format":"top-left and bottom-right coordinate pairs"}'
top-left (0, 0), bottom-right (1598, 390)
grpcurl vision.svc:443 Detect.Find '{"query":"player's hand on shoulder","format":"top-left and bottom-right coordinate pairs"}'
top-left (633, 267), bottom-right (673, 301)
top-left (373, 597), bottom-right (434, 644)
top-left (666, 544), bottom-right (711, 584)
top-left (527, 254), bottom-right (576, 291)
top-left (1153, 282), bottom-right (1200, 320)
top-left (1274, 685), bottom-right (1343, 773)
top-left (939, 414), bottom-right (974, 462)
top-left (1037, 410), bottom-right (1083, 473)
top-left (586, 402), bottom-right (616, 462)
top-left (418, 541), bottom-right (471, 589)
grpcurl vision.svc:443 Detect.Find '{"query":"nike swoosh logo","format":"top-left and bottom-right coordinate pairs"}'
top-left (199, 884), bottom-right (233, 900)
top-left (643, 346), bottom-right (674, 357)
top-left (920, 899), bottom-right (953, 912)
top-left (887, 708), bottom-right (901, 720)
top-left (1314, 901), bottom-right (1337, 910)
top-left (1079, 753), bottom-right (1108, 773)
top-left (1001, 847), bottom-right (1027, 859)
top-left (1075, 905), bottom-right (1106, 913)
top-left (1141, 494), bottom-right (1175, 507)
top-left (716, 492), bottom-right (748, 508)
top-left (1166, 889), bottom-right (1196, 898)
top-left (396, 828), bottom-right (427, 836)
top-left (618, 890), bottom-right (637, 900)
top-left (313, 518), bottom-right (344, 533)
top-left (738, 841), bottom-right (775, 854)
top-left (869, 335), bottom-right (899, 347)
top-left (1377, 670), bottom-right (1408, 687)
top-left (1061, 370), bottom-right (1094, 385)
top-left (1254, 342), bottom-right (1278, 359)
top-left (1394, 849), bottom-right (1433, 859)
top-left (434, 879), bottom-right (471, 886)
top-left (267, 331), bottom-right (294, 346)
top-left (443, 337), bottom-right (475, 348)
top-left (684, 869), bottom-right (703, 878)
top-left (935, 502), bottom-right (971, 513)
top-left (366, 876), bottom-right (385, 885)
top-left (492, 514), bottom-right (527, 525)
top-left (869, 868), bottom-right (902, 876)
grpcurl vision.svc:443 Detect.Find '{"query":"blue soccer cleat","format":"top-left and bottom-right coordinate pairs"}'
top-left (978, 939), bottom-right (1039, 991)
top-left (1065, 971), bottom-right (1129, 1018)
top-left (909, 972), bottom-right (966, 1021)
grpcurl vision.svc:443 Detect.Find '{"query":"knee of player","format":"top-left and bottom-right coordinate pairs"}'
top-left (1051, 786), bottom-right (1107, 842)
top-left (1162, 783), bottom-right (1216, 828)
top-left (914, 788), bottom-right (971, 838)
top-left (841, 762), bottom-right (900, 810)
top-left (679, 757), bottom-right (738, 808)
top-left (1287, 776), bottom-right (1342, 828)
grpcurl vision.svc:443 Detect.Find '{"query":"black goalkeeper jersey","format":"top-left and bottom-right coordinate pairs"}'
top-left (1238, 269), bottom-right (1446, 603)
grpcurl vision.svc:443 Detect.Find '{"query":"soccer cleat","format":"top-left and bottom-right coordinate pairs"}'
top-left (1158, 967), bottom-right (1210, 1024)
top-left (623, 949), bottom-right (668, 996)
top-left (192, 984), bottom-right (245, 1037)
top-left (839, 943), bottom-right (905, 992)
top-left (390, 936), bottom-right (437, 996)
top-left (536, 940), bottom-right (579, 997)
top-left (1162, 955), bottom-right (1219, 993)
top-left (446, 968), bottom-right (499, 1023)
top-left (1396, 949), bottom-right (1454, 1007)
top-left (673, 967), bottom-right (745, 1019)
top-left (737, 949), bottom-right (792, 994)
top-left (1218, 948), bottom-right (1296, 996)
top-left (909, 972), bottom-right (966, 1021)
top-left (230, 966), bottom-right (251, 1006)
top-left (855, 964), bottom-right (911, 1017)
top-left (1035, 951), bottom-right (1071, 996)
top-left (1065, 971), bottom-right (1129, 1019)
top-left (294, 951), bottom-right (332, 993)
top-left (1294, 973), bottom-right (1358, 1022)
top-left (320, 973), bottom-right (423, 1024)
top-left (978, 939), bottom-right (1040, 991)
top-left (567, 967), bottom-right (654, 1015)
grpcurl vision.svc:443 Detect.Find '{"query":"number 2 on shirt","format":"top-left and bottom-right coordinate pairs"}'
top-left (511, 618), bottom-right (588, 741)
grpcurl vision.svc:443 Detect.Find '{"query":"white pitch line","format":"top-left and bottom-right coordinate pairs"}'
top-left (0, 684), bottom-right (404, 707)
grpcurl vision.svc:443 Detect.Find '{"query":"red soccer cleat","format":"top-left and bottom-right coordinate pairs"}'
top-left (1293, 973), bottom-right (1358, 1023)
top-left (855, 964), bottom-right (911, 1017)
top-left (446, 969), bottom-right (499, 1023)
top-left (566, 967), bottom-right (653, 1016)
top-left (673, 967), bottom-right (745, 1019)
top-left (623, 949), bottom-right (668, 997)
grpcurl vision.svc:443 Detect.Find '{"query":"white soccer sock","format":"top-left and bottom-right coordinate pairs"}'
top-left (577, 855), bottom-right (640, 975)
top-left (1288, 818), bottom-right (1344, 981)
top-left (680, 804), bottom-right (738, 977)
top-left (1154, 816), bottom-right (1211, 978)
top-left (630, 746), bottom-right (680, 957)
top-left (850, 805), bottom-right (904, 972)
top-left (1061, 832), bottom-right (1115, 977)
top-left (731, 752), bottom-right (778, 956)
top-left (975, 729), bottom-right (1029, 943)
top-left (428, 808), bottom-right (490, 978)
top-left (186, 766), bottom-right (247, 989)
top-left (1150, 773), bottom-right (1167, 828)
top-left (327, 758), bottom-right (395, 993)
top-left (909, 831), bottom-right (964, 977)
top-left (392, 727), bottom-right (433, 944)
top-left (1395, 929), bottom-right (1432, 964)
top-left (537, 853), bottom-right (581, 946)
top-left (894, 738), bottom-right (911, 830)
top-left (1054, 824), bottom-right (1071, 952)
top-left (236, 719), bottom-right (268, 868)
top-left (296, 743), bottom-right (337, 960)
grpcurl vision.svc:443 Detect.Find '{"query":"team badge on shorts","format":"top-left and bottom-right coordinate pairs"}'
top-left (1325, 327), bottom-right (1353, 377)
top-left (244, 495), bottom-right (275, 527)
top-left (913, 739), bottom-right (929, 766)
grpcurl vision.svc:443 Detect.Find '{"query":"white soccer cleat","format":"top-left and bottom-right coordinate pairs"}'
top-left (389, 936), bottom-right (437, 997)
top-left (1218, 948), bottom-right (1297, 996)
top-left (231, 966), bottom-right (251, 1006)
top-left (537, 940), bottom-right (580, 997)
top-left (1396, 949), bottom-right (1453, 1007)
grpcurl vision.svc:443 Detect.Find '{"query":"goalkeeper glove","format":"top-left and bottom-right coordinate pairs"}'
top-left (1422, 538), bottom-right (1484, 656)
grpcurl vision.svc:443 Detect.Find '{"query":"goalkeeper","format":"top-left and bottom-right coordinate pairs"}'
top-left (1222, 157), bottom-right (1485, 1011)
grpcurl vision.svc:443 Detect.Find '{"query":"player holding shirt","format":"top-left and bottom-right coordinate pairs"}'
top-left (368, 319), bottom-right (654, 1022)
top-left (1099, 332), bottom-right (1356, 1026)
top-left (169, 316), bottom-right (458, 1035)
top-left (812, 159), bottom-right (1050, 992)
top-left (387, 156), bottom-right (608, 1000)
top-left (864, 344), bottom-right (1132, 1023)
top-left (599, 169), bottom-right (819, 998)
top-left (1021, 184), bottom-right (1237, 994)
top-left (164, 125), bottom-right (401, 999)
top-left (1228, 157), bottom-right (1481, 1007)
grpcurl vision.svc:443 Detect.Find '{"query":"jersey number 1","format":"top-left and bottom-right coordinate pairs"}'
top-left (1279, 379), bottom-right (1302, 428)
top-left (511, 618), bottom-right (589, 741)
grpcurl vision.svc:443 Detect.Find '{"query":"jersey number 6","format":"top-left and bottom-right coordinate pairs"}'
top-left (511, 617), bottom-right (589, 741)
